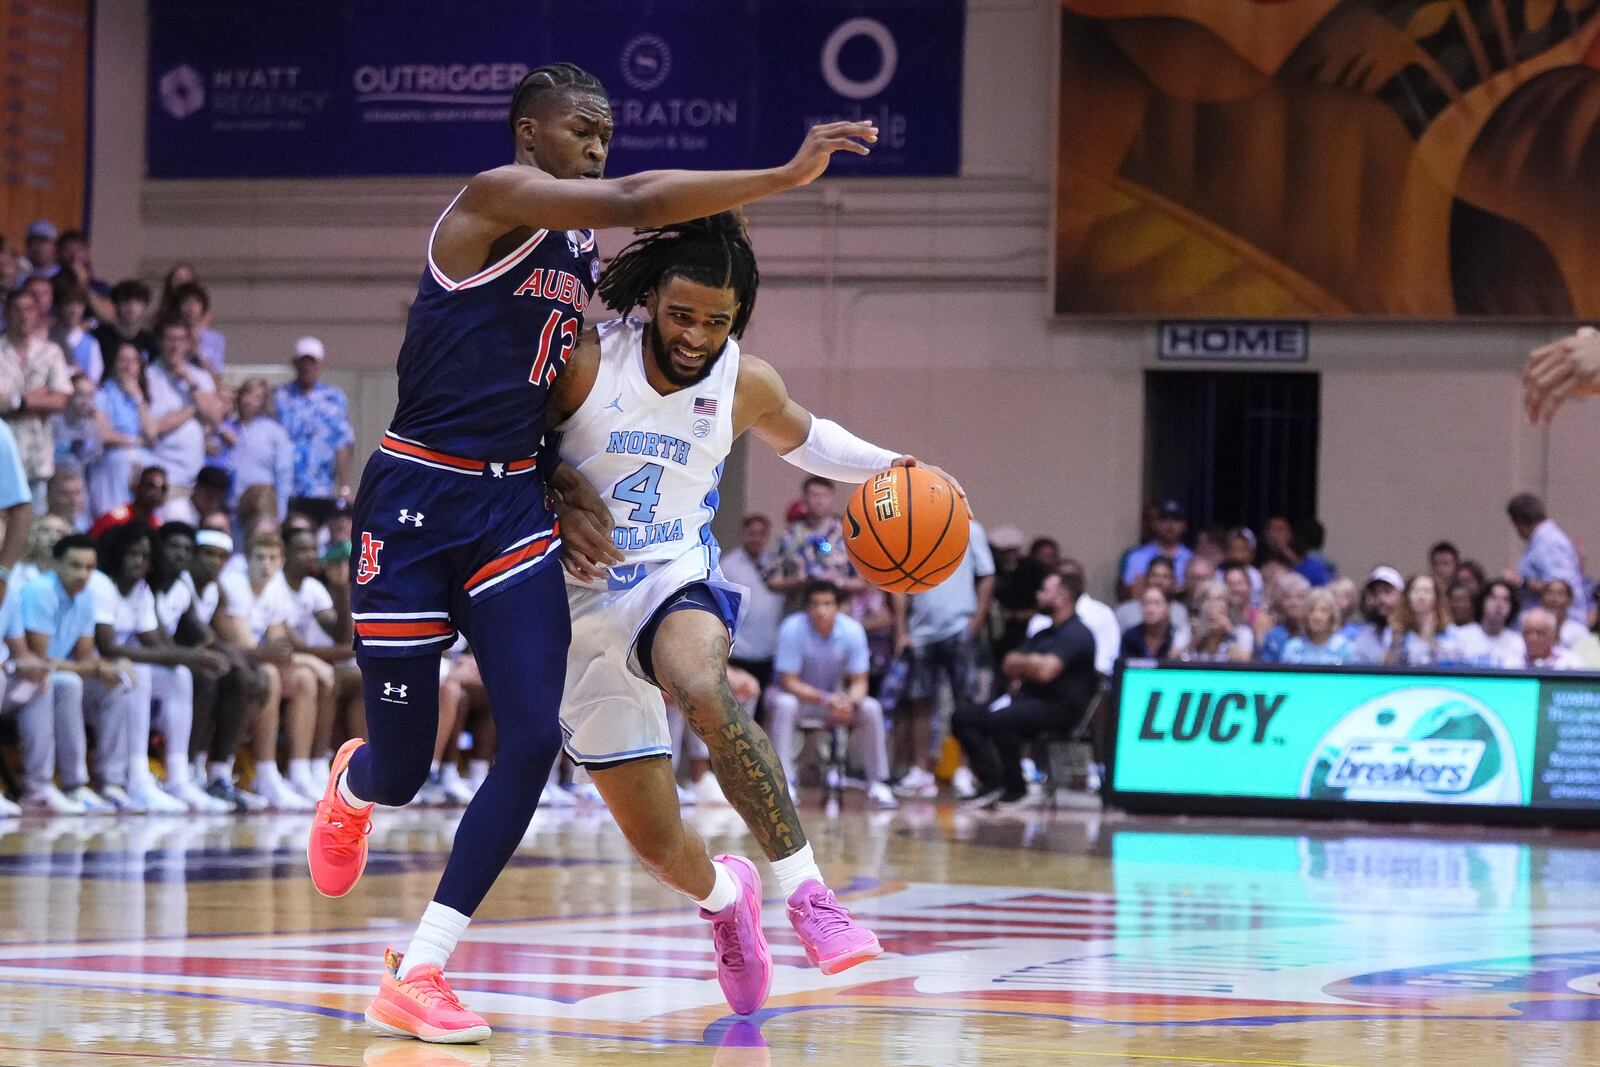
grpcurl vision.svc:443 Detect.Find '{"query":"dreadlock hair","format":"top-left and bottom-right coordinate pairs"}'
top-left (596, 213), bottom-right (760, 338)
top-left (508, 62), bottom-right (606, 136)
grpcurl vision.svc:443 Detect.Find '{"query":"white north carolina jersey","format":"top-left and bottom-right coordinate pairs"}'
top-left (555, 316), bottom-right (738, 576)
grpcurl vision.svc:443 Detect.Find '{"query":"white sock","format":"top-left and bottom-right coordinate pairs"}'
top-left (256, 762), bottom-right (284, 785)
top-left (440, 762), bottom-right (463, 785)
top-left (770, 843), bottom-right (825, 898)
top-left (336, 768), bottom-right (373, 810)
top-left (287, 757), bottom-right (311, 781)
top-left (692, 860), bottom-right (739, 914)
top-left (166, 758), bottom-right (191, 787)
top-left (208, 758), bottom-right (233, 786)
top-left (468, 759), bottom-right (490, 789)
top-left (398, 901), bottom-right (471, 980)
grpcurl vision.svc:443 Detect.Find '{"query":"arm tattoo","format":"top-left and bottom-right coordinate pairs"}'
top-left (671, 637), bottom-right (809, 861)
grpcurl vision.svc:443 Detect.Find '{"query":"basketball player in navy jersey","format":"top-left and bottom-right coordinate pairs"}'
top-left (546, 214), bottom-right (964, 1015)
top-left (304, 61), bottom-right (879, 1043)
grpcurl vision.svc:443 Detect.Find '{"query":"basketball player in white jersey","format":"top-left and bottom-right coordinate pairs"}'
top-left (544, 214), bottom-right (964, 1015)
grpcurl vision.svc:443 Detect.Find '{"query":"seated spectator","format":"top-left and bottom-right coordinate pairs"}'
top-left (90, 522), bottom-right (231, 813)
top-left (1541, 579), bottom-right (1590, 649)
top-left (951, 566), bottom-right (1099, 810)
top-left (1114, 504), bottom-right (1158, 601)
top-left (1257, 572), bottom-right (1311, 663)
top-left (45, 464), bottom-right (89, 535)
top-left (280, 524), bottom-right (359, 800)
top-left (763, 580), bottom-right (896, 809)
top-left (1574, 625), bottom-right (1600, 669)
top-left (1054, 557), bottom-right (1119, 676)
top-left (90, 465), bottom-right (167, 541)
top-left (1447, 578), bottom-right (1524, 668)
top-left (163, 464), bottom-right (231, 527)
top-left (49, 280), bottom-right (102, 382)
top-left (20, 220), bottom-right (56, 280)
top-left (11, 514), bottom-right (69, 592)
top-left (1280, 588), bottom-right (1354, 665)
top-left (51, 374), bottom-right (102, 486)
top-left (1120, 586), bottom-right (1178, 661)
top-left (1262, 515), bottom-right (1299, 568)
top-left (156, 262), bottom-right (199, 323)
top-left (2, 587), bottom-right (75, 813)
top-left (218, 378), bottom-right (294, 520)
top-left (19, 534), bottom-right (134, 812)
top-left (1118, 500), bottom-right (1191, 601)
top-left (1182, 556), bottom-right (1216, 601)
top-left (92, 281), bottom-right (155, 365)
top-left (1223, 528), bottom-right (1264, 603)
top-left (1384, 574), bottom-right (1451, 667)
top-left (1222, 561), bottom-right (1264, 633)
top-left (93, 342), bottom-right (156, 518)
top-left (1330, 576), bottom-right (1359, 638)
top-left (1444, 580), bottom-right (1477, 635)
top-left (1115, 556), bottom-right (1190, 646)
top-left (146, 319), bottom-right (220, 496)
top-left (1348, 567), bottom-right (1404, 664)
top-left (1178, 580), bottom-right (1252, 662)
top-left (172, 282), bottom-right (225, 375)
top-left (1454, 559), bottom-right (1488, 598)
top-left (1293, 518), bottom-right (1336, 586)
top-left (1428, 541), bottom-right (1460, 600)
top-left (1518, 607), bottom-right (1582, 670)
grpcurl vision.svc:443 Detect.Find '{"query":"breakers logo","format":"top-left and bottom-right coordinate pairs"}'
top-left (1301, 686), bottom-right (1522, 805)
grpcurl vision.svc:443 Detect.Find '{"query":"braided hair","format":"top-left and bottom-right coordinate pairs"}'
top-left (508, 62), bottom-right (606, 136)
top-left (596, 213), bottom-right (760, 337)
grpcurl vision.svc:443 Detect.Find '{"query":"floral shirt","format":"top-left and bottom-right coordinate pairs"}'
top-left (0, 335), bottom-right (73, 481)
top-left (273, 380), bottom-right (354, 499)
top-left (774, 515), bottom-right (857, 609)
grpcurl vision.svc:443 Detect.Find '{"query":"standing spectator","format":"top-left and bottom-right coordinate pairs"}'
top-left (1507, 493), bottom-right (1588, 625)
top-left (1293, 518), bottom-right (1336, 586)
top-left (93, 341), bottom-right (156, 519)
top-left (92, 281), bottom-right (156, 365)
top-left (19, 534), bottom-right (134, 811)
top-left (172, 283), bottom-right (226, 375)
top-left (273, 336), bottom-right (354, 524)
top-left (770, 476), bottom-right (861, 610)
top-left (1540, 579), bottom-right (1591, 649)
top-left (890, 517), bottom-right (994, 798)
top-left (1257, 572), bottom-right (1311, 663)
top-left (49, 281), bottom-right (102, 381)
top-left (54, 230), bottom-right (114, 323)
top-left (1384, 574), bottom-right (1451, 667)
top-left (44, 466), bottom-right (89, 533)
top-left (51, 374), bottom-right (102, 484)
top-left (20, 220), bottom-right (57, 279)
top-left (0, 287), bottom-right (73, 503)
top-left (156, 262), bottom-right (200, 323)
top-left (951, 566), bottom-right (1099, 810)
top-left (1518, 608), bottom-right (1582, 670)
top-left (1178, 580), bottom-right (1252, 662)
top-left (146, 319), bottom-right (218, 495)
top-left (1119, 500), bottom-right (1192, 597)
top-left (1428, 542), bottom-right (1460, 598)
top-left (763, 580), bottom-right (896, 808)
top-left (1115, 556), bottom-right (1191, 647)
top-left (1120, 586), bottom-right (1178, 660)
top-left (217, 378), bottom-right (294, 519)
top-left (1280, 589), bottom-right (1354, 665)
top-left (720, 515), bottom-right (784, 695)
top-left (1349, 566), bottom-right (1404, 664)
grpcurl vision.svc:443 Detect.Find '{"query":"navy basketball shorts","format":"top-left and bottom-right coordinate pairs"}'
top-left (349, 433), bottom-right (565, 657)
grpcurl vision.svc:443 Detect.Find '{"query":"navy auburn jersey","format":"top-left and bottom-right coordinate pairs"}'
top-left (388, 188), bottom-right (602, 459)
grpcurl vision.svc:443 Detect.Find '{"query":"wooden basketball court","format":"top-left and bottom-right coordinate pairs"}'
top-left (1, 801), bottom-right (1597, 1066)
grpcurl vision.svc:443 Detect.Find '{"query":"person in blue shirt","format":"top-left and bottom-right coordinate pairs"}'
top-left (1120, 500), bottom-right (1193, 596)
top-left (19, 534), bottom-right (135, 811)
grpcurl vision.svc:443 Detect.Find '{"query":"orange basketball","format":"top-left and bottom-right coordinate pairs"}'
top-left (844, 466), bottom-right (969, 594)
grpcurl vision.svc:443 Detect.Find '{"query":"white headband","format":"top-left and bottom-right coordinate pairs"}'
top-left (195, 530), bottom-right (234, 553)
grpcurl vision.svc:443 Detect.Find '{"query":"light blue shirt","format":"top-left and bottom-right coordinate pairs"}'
top-left (907, 519), bottom-right (995, 646)
top-left (20, 571), bottom-right (97, 659)
top-left (1280, 634), bottom-right (1354, 665)
top-left (1519, 519), bottom-right (1589, 624)
top-left (0, 420), bottom-right (31, 511)
top-left (774, 611), bottom-right (870, 702)
top-left (1121, 541), bottom-right (1194, 588)
top-left (223, 415), bottom-right (296, 518)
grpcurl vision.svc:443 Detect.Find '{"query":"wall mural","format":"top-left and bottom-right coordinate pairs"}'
top-left (1053, 0), bottom-right (1600, 317)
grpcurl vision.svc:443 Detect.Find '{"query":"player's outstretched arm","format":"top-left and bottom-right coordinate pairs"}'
top-left (1525, 326), bottom-right (1600, 423)
top-left (462, 122), bottom-right (878, 235)
top-left (736, 355), bottom-right (967, 500)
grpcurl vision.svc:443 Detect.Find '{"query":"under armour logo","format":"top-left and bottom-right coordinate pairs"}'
top-left (489, 462), bottom-right (505, 478)
top-left (381, 682), bottom-right (409, 704)
top-left (398, 509), bottom-right (424, 527)
top-left (604, 394), bottom-right (624, 413)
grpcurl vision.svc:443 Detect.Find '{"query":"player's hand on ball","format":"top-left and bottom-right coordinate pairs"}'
top-left (892, 455), bottom-right (969, 515)
top-left (1524, 327), bottom-right (1600, 423)
top-left (784, 121), bottom-right (877, 186)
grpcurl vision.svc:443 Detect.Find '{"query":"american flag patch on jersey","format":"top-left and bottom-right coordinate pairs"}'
top-left (693, 397), bottom-right (718, 415)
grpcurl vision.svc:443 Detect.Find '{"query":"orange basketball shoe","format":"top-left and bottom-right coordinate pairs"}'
top-left (366, 949), bottom-right (491, 1044)
top-left (307, 738), bottom-right (372, 898)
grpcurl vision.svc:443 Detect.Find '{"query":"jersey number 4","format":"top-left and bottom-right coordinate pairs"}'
top-left (530, 311), bottom-right (577, 387)
top-left (613, 463), bottom-right (663, 523)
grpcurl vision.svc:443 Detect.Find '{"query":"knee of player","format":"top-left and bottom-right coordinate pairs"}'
top-left (668, 675), bottom-right (734, 719)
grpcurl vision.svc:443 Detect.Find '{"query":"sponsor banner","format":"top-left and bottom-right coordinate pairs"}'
top-left (147, 0), bottom-right (961, 179)
top-left (1112, 664), bottom-right (1600, 811)
top-left (1, 1), bottom-right (91, 236)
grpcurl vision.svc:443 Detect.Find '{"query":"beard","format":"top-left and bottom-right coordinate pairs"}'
top-left (649, 318), bottom-right (725, 388)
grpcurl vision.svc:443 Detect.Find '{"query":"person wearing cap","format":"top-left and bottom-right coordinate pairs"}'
top-left (1120, 501), bottom-right (1193, 598)
top-left (161, 464), bottom-right (231, 528)
top-left (272, 337), bottom-right (354, 526)
top-left (54, 230), bottom-right (113, 321)
top-left (21, 220), bottom-right (58, 281)
top-left (1348, 565), bottom-right (1405, 665)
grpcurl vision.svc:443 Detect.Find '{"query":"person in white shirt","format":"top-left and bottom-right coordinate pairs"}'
top-left (90, 521), bottom-right (232, 812)
top-left (1540, 579), bottom-right (1591, 650)
top-left (1445, 579), bottom-right (1525, 668)
top-left (1060, 557), bottom-right (1120, 676)
top-left (280, 524), bottom-right (360, 799)
top-left (216, 530), bottom-right (319, 808)
top-left (1519, 607), bottom-right (1582, 670)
